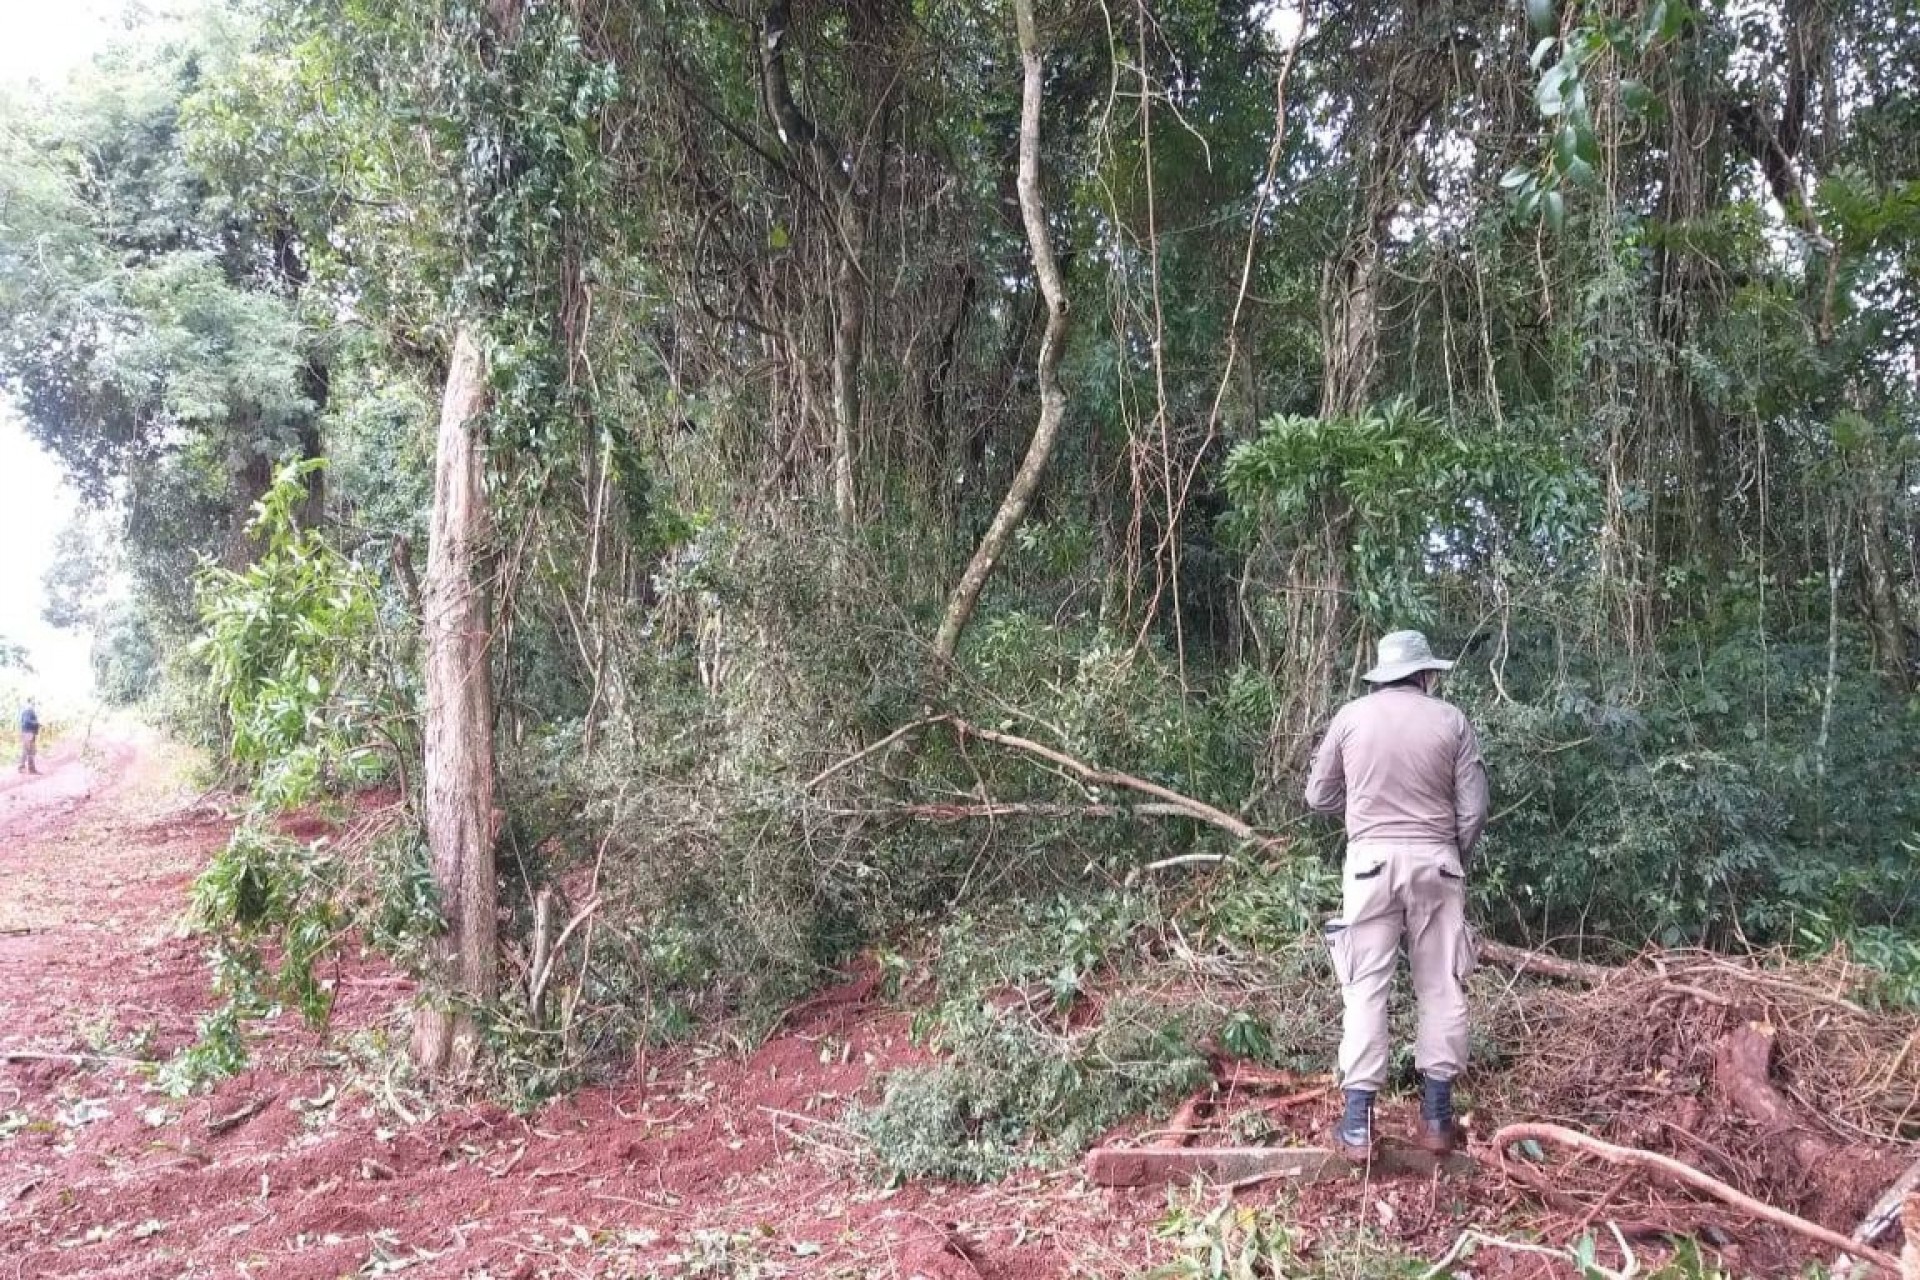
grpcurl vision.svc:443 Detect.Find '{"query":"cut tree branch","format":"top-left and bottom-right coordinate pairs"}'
top-left (945, 717), bottom-right (1272, 847)
top-left (1492, 1123), bottom-right (1902, 1273)
top-left (1831, 1154), bottom-right (1920, 1278)
top-left (1475, 938), bottom-right (1621, 985)
top-left (805, 712), bottom-right (1279, 849)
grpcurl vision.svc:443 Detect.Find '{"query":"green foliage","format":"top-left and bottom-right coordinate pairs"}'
top-left (91, 604), bottom-right (163, 707)
top-left (1222, 399), bottom-right (1593, 627)
top-left (165, 459), bottom-right (427, 1089)
top-left (193, 459), bottom-right (400, 807)
top-left (852, 881), bottom-right (1346, 1183)
top-left (156, 1001), bottom-right (252, 1098)
top-left (1466, 628), bottom-right (1920, 948)
top-left (1143, 1199), bottom-right (1433, 1279)
top-left (1503, 1), bottom-right (1690, 225)
top-left (854, 996), bottom-right (1207, 1183)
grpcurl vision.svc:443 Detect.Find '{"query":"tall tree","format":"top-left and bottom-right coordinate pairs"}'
top-left (412, 327), bottom-right (497, 1071)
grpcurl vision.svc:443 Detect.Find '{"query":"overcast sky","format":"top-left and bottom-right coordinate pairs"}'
top-left (0, 0), bottom-right (133, 704)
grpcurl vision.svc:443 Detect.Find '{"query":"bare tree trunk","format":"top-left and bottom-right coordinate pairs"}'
top-left (411, 327), bottom-right (499, 1074)
top-left (1860, 479), bottom-right (1914, 690)
top-left (830, 211), bottom-right (864, 528)
top-left (928, 0), bottom-right (1069, 672)
top-left (760, 0), bottom-right (865, 530)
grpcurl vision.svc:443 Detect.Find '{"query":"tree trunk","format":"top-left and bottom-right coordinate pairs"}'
top-left (410, 327), bottom-right (499, 1074)
top-left (1860, 482), bottom-right (1914, 690)
top-left (927, 0), bottom-right (1069, 673)
top-left (1268, 15), bottom-right (1450, 780)
top-left (830, 211), bottom-right (864, 528)
top-left (759, 0), bottom-right (865, 530)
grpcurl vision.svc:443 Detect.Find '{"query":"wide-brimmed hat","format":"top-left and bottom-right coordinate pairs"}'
top-left (1361, 629), bottom-right (1454, 684)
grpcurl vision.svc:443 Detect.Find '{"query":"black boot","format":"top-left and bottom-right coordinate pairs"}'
top-left (1332, 1088), bottom-right (1375, 1162)
top-left (1416, 1074), bottom-right (1459, 1154)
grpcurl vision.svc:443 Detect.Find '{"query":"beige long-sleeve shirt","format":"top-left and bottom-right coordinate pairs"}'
top-left (1304, 684), bottom-right (1489, 852)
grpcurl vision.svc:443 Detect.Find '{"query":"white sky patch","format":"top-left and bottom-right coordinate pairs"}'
top-left (0, 411), bottom-right (94, 701)
top-left (0, 0), bottom-right (134, 703)
top-left (0, 0), bottom-right (123, 88)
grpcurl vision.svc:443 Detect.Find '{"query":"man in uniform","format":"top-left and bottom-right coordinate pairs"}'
top-left (17, 699), bottom-right (39, 774)
top-left (1304, 630), bottom-right (1487, 1159)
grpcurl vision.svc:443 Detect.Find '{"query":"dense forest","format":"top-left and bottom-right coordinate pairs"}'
top-left (1, 0), bottom-right (1917, 1243)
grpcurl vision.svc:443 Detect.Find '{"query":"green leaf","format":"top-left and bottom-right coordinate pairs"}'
top-left (1537, 65), bottom-right (1569, 117)
top-left (1620, 77), bottom-right (1654, 114)
top-left (1830, 409), bottom-right (1870, 451)
top-left (1543, 189), bottom-right (1567, 234)
top-left (1500, 164), bottom-right (1536, 191)
top-left (1554, 122), bottom-right (1582, 170)
top-left (768, 222), bottom-right (790, 250)
top-left (1529, 36), bottom-right (1558, 70)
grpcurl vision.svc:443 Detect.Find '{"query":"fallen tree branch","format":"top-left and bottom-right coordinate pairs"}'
top-left (1475, 939), bottom-right (1621, 985)
top-left (805, 714), bottom-right (1281, 851)
top-left (802, 716), bottom-right (944, 791)
top-left (1492, 1122), bottom-right (1902, 1273)
top-left (0, 1049), bottom-right (144, 1067)
top-left (1832, 1155), bottom-right (1920, 1279)
top-left (1491, 1142), bottom-right (1678, 1242)
top-left (822, 800), bottom-right (1198, 824)
top-left (1140, 852), bottom-right (1231, 872)
top-left (945, 716), bottom-right (1276, 847)
top-left (207, 1093), bottom-right (276, 1136)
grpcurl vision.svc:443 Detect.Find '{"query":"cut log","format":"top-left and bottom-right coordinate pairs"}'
top-left (1475, 938), bottom-right (1620, 985)
top-left (1715, 1020), bottom-right (1835, 1174)
top-left (1085, 1142), bottom-right (1472, 1188)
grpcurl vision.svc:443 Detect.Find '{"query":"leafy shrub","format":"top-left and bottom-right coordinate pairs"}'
top-left (1460, 626), bottom-right (1920, 950)
top-left (164, 459), bottom-right (431, 1091)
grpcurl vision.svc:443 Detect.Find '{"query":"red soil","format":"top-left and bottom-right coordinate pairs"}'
top-left (0, 733), bottom-right (1605, 1279)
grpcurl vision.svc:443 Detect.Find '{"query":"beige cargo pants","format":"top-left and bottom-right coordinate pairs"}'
top-left (1323, 840), bottom-right (1475, 1092)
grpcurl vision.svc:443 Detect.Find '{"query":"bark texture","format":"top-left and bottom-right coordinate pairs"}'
top-left (760, 0), bottom-right (865, 529)
top-left (928, 0), bottom-right (1069, 671)
top-left (411, 327), bottom-right (498, 1074)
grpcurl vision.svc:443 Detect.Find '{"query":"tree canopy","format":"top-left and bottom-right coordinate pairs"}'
top-left (1, 0), bottom-right (1917, 1084)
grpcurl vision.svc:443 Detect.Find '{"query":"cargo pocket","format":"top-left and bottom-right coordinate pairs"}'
top-left (1454, 921), bottom-right (1480, 981)
top-left (1322, 919), bottom-right (1354, 987)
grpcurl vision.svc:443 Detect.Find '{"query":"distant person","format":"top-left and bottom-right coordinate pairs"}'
top-left (1304, 630), bottom-right (1488, 1161)
top-left (17, 699), bottom-right (39, 774)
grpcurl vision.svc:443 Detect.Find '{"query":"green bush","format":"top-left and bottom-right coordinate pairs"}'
top-left (1463, 627), bottom-right (1920, 950)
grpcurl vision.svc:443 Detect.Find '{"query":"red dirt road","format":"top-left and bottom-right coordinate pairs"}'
top-left (0, 735), bottom-right (1560, 1280)
top-left (0, 736), bottom-right (1214, 1279)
